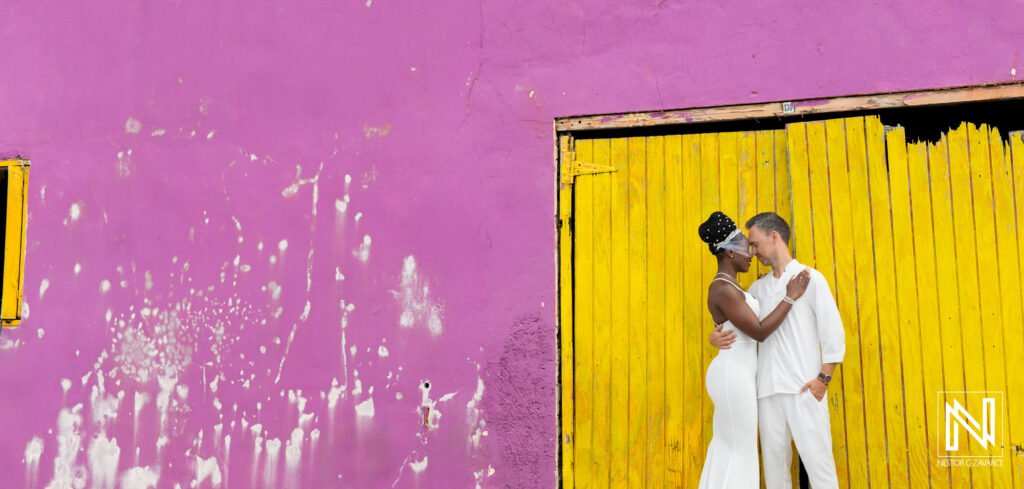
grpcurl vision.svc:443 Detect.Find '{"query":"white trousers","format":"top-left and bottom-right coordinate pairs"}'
top-left (757, 392), bottom-right (839, 489)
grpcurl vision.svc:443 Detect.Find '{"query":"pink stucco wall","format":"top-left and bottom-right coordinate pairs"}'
top-left (0, 1), bottom-right (1021, 487)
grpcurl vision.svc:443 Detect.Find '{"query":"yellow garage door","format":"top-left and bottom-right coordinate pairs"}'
top-left (558, 116), bottom-right (1024, 488)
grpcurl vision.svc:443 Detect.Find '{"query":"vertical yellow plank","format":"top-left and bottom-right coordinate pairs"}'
top-left (886, 128), bottom-right (932, 487)
top-left (592, 139), bottom-right (613, 487)
top-left (663, 134), bottom-right (685, 488)
top-left (718, 131), bottom-right (740, 234)
top-left (609, 137), bottom-right (630, 487)
top-left (1007, 133), bottom-right (1024, 486)
top-left (738, 131), bottom-right (758, 288)
top-left (574, 139), bottom-right (595, 489)
top-left (755, 130), bottom-right (776, 281)
top-left (718, 131), bottom-right (739, 286)
top-left (806, 122), bottom-right (837, 292)
top-left (804, 123), bottom-right (833, 271)
top-left (811, 120), bottom-right (861, 487)
top-left (906, 139), bottom-right (951, 489)
top-left (783, 122), bottom-right (815, 482)
top-left (949, 123), bottom-right (989, 483)
top-left (866, 118), bottom-right (908, 488)
top-left (626, 136), bottom-right (648, 489)
top-left (778, 125), bottom-right (802, 484)
top-left (645, 136), bottom-right (666, 489)
top-left (810, 121), bottom-right (842, 482)
top-left (774, 130), bottom-right (794, 257)
top-left (989, 129), bottom-right (1022, 488)
top-left (839, 118), bottom-right (872, 489)
top-left (786, 123), bottom-right (814, 267)
top-left (699, 132), bottom-right (721, 453)
top-left (821, 118), bottom-right (853, 489)
top-left (715, 131), bottom-right (741, 480)
top-left (928, 134), bottom-right (972, 489)
top-left (786, 121), bottom-right (811, 484)
top-left (969, 124), bottom-right (1007, 488)
top-left (681, 133), bottom-right (704, 485)
top-left (558, 136), bottom-right (576, 489)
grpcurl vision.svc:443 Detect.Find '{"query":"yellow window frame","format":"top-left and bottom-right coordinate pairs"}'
top-left (0, 158), bottom-right (29, 328)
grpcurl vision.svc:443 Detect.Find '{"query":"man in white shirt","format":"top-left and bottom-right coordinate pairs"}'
top-left (709, 212), bottom-right (845, 489)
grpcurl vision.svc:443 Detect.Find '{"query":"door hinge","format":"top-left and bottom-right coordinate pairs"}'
top-left (560, 150), bottom-right (617, 185)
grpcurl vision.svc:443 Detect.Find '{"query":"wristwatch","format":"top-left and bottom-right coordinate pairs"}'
top-left (818, 372), bottom-right (831, 385)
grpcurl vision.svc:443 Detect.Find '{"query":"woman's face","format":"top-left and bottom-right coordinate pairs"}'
top-left (729, 235), bottom-right (753, 273)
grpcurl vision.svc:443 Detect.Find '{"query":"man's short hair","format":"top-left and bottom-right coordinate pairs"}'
top-left (746, 212), bottom-right (791, 244)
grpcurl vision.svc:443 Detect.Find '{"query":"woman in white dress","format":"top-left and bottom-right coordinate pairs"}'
top-left (696, 212), bottom-right (810, 489)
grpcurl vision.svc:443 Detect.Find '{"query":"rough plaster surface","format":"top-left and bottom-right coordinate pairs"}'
top-left (481, 313), bottom-right (556, 489)
top-left (0, 0), bottom-right (1021, 487)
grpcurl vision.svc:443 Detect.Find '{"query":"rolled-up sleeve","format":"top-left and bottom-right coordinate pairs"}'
top-left (811, 271), bottom-right (846, 364)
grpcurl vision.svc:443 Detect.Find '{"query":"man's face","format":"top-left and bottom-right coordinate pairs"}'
top-left (747, 225), bottom-right (774, 267)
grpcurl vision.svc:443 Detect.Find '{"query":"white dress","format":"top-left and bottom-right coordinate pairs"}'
top-left (698, 278), bottom-right (762, 489)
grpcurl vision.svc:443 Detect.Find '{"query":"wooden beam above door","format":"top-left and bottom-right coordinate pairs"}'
top-left (555, 82), bottom-right (1024, 133)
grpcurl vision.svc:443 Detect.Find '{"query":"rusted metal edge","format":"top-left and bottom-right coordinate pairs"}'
top-left (555, 82), bottom-right (1024, 133)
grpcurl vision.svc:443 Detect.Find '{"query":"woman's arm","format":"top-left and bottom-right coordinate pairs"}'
top-left (709, 270), bottom-right (810, 342)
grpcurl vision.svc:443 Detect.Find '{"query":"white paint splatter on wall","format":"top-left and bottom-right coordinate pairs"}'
top-left (194, 455), bottom-right (222, 488)
top-left (353, 235), bottom-right (371, 262)
top-left (467, 377), bottom-right (487, 448)
top-left (24, 437), bottom-right (44, 488)
top-left (264, 437), bottom-right (281, 487)
top-left (391, 454), bottom-right (428, 487)
top-left (284, 428), bottom-right (304, 489)
top-left (119, 466), bottom-right (159, 489)
top-left (45, 404), bottom-right (85, 489)
top-left (125, 117), bottom-right (142, 134)
top-left (116, 149), bottom-right (134, 178)
top-left (355, 397), bottom-right (375, 418)
top-left (327, 378), bottom-right (344, 409)
top-left (363, 122), bottom-right (391, 139)
top-left (86, 433), bottom-right (120, 489)
top-left (409, 456), bottom-right (427, 473)
top-left (393, 255), bottom-right (443, 336)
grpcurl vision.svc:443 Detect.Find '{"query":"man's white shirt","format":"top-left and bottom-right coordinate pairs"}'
top-left (748, 258), bottom-right (845, 399)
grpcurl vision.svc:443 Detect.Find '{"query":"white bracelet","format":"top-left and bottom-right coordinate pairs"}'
top-left (782, 296), bottom-right (796, 305)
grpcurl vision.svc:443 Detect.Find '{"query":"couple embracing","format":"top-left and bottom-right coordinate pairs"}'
top-left (696, 211), bottom-right (846, 489)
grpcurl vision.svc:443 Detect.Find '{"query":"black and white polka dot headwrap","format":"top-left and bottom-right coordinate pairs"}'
top-left (698, 211), bottom-right (743, 256)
